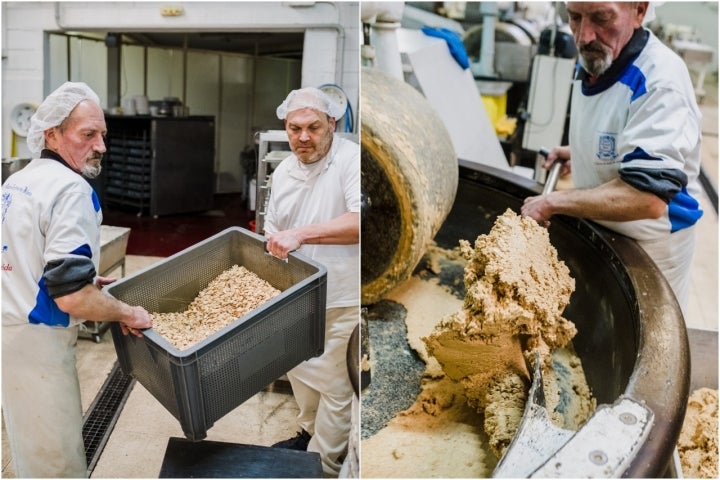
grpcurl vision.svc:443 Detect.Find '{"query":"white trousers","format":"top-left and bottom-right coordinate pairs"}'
top-left (2, 323), bottom-right (87, 478)
top-left (339, 393), bottom-right (360, 478)
top-left (637, 226), bottom-right (696, 314)
top-left (287, 306), bottom-right (358, 477)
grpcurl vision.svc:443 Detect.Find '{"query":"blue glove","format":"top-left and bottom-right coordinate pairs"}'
top-left (421, 26), bottom-right (470, 70)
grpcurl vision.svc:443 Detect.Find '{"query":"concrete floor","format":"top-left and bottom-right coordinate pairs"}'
top-left (2, 87), bottom-right (718, 479)
top-left (687, 93), bottom-right (719, 335)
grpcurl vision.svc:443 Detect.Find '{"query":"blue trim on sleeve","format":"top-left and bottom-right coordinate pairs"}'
top-left (622, 146), bottom-right (662, 163)
top-left (91, 190), bottom-right (101, 212)
top-left (71, 243), bottom-right (93, 259)
top-left (29, 278), bottom-right (70, 327)
top-left (619, 65), bottom-right (647, 102)
top-left (669, 188), bottom-right (703, 232)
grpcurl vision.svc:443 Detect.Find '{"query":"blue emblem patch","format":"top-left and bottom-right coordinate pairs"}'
top-left (597, 134), bottom-right (617, 160)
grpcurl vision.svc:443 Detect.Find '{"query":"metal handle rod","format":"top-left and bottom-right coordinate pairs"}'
top-left (538, 147), bottom-right (562, 195)
top-left (543, 161), bottom-right (562, 195)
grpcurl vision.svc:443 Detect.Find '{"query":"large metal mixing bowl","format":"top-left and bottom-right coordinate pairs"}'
top-left (434, 164), bottom-right (689, 477)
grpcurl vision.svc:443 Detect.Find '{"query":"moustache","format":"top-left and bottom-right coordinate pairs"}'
top-left (579, 41), bottom-right (607, 55)
top-left (88, 152), bottom-right (103, 162)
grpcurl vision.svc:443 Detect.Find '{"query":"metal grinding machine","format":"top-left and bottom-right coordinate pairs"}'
top-left (359, 3), bottom-right (690, 477)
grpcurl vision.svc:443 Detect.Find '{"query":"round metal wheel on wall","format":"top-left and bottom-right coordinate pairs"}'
top-left (360, 67), bottom-right (458, 305)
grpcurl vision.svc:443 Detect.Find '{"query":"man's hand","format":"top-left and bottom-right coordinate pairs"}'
top-left (266, 231), bottom-right (302, 259)
top-left (120, 305), bottom-right (152, 337)
top-left (543, 146), bottom-right (572, 177)
top-left (522, 193), bottom-right (554, 228)
top-left (263, 211), bottom-right (359, 258)
top-left (95, 276), bottom-right (117, 289)
top-left (522, 146), bottom-right (571, 227)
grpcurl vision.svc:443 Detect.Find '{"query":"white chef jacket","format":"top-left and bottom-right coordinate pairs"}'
top-left (2, 157), bottom-right (102, 327)
top-left (569, 29), bottom-right (704, 242)
top-left (264, 134), bottom-right (359, 476)
top-left (2, 155), bottom-right (101, 478)
top-left (264, 135), bottom-right (360, 308)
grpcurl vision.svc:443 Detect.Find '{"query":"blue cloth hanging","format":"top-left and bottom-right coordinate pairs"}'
top-left (421, 26), bottom-right (470, 70)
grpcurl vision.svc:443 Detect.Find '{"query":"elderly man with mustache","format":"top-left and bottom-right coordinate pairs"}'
top-left (522, 2), bottom-right (704, 312)
top-left (2, 82), bottom-right (152, 477)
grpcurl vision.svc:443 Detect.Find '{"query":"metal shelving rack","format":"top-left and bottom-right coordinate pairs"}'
top-left (255, 130), bottom-right (292, 234)
top-left (104, 128), bottom-right (152, 213)
top-left (253, 130), bottom-right (358, 234)
top-left (102, 116), bottom-right (216, 217)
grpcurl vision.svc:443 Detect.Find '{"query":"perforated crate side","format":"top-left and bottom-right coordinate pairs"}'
top-left (110, 324), bottom-right (183, 420)
top-left (106, 228), bottom-right (321, 309)
top-left (107, 227), bottom-right (328, 441)
top-left (230, 230), bottom-right (320, 292)
top-left (190, 276), bottom-right (327, 434)
top-left (107, 230), bottom-right (241, 312)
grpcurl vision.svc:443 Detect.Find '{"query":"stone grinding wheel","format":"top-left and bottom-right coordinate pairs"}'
top-left (360, 67), bottom-right (459, 305)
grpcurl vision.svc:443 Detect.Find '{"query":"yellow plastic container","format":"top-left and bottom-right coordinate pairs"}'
top-left (481, 92), bottom-right (507, 126)
top-left (481, 93), bottom-right (516, 137)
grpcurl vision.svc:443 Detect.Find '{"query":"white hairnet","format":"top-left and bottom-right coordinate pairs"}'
top-left (644, 2), bottom-right (661, 24)
top-left (276, 87), bottom-right (345, 120)
top-left (26, 82), bottom-right (101, 157)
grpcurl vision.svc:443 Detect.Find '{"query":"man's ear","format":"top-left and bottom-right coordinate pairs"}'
top-left (633, 2), bottom-right (649, 28)
top-left (44, 127), bottom-right (58, 150)
top-left (329, 116), bottom-right (336, 131)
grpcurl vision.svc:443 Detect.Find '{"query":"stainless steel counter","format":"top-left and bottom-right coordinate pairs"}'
top-left (79, 225), bottom-right (131, 342)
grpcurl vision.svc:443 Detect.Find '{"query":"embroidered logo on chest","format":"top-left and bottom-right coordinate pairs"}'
top-left (597, 133), bottom-right (618, 161)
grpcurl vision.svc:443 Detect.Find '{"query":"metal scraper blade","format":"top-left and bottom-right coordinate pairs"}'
top-left (493, 350), bottom-right (575, 478)
top-left (493, 350), bottom-right (655, 478)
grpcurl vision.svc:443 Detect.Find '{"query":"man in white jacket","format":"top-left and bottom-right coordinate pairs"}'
top-left (522, 2), bottom-right (703, 311)
top-left (264, 87), bottom-right (359, 477)
top-left (2, 82), bottom-right (152, 477)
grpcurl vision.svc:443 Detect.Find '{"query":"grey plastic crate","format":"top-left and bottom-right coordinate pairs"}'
top-left (107, 227), bottom-right (327, 441)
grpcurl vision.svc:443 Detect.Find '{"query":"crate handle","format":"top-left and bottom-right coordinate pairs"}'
top-left (263, 240), bottom-right (289, 263)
